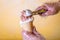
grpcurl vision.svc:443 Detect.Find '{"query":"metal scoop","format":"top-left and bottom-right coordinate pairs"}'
top-left (32, 9), bottom-right (47, 15)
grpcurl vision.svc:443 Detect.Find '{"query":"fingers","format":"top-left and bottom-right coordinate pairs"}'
top-left (35, 5), bottom-right (48, 16)
top-left (44, 3), bottom-right (57, 15)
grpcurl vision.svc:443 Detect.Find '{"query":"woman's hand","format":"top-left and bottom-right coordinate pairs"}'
top-left (36, 2), bottom-right (60, 16)
top-left (22, 27), bottom-right (45, 40)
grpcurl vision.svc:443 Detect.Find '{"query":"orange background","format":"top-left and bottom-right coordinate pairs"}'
top-left (0, 0), bottom-right (60, 40)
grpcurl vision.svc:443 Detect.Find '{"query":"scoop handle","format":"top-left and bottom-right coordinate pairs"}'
top-left (32, 9), bottom-right (47, 15)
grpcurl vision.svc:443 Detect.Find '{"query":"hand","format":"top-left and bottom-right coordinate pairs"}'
top-left (22, 27), bottom-right (45, 40)
top-left (36, 2), bottom-right (60, 16)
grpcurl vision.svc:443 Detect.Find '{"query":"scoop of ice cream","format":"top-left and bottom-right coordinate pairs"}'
top-left (25, 9), bottom-right (32, 16)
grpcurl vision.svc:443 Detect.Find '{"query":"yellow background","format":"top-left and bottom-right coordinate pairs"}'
top-left (0, 0), bottom-right (60, 40)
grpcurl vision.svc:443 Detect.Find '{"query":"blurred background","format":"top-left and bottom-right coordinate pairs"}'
top-left (0, 0), bottom-right (60, 40)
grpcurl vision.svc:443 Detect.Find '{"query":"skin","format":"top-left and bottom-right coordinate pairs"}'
top-left (20, 0), bottom-right (60, 40)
